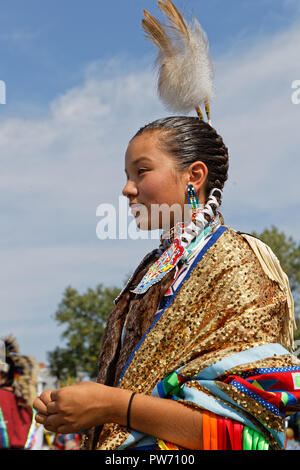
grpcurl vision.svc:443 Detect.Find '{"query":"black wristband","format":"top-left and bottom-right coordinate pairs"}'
top-left (126, 392), bottom-right (136, 429)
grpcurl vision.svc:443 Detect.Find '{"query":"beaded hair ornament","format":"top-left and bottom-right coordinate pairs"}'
top-left (132, 0), bottom-right (222, 295)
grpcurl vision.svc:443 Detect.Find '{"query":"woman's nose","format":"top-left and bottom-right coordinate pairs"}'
top-left (122, 180), bottom-right (138, 198)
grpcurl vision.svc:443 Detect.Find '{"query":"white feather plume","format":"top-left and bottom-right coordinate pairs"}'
top-left (142, 0), bottom-right (215, 113)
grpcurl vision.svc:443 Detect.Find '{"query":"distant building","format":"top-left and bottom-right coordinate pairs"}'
top-left (37, 363), bottom-right (59, 395)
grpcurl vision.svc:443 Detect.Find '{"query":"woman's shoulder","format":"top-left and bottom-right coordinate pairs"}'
top-left (214, 225), bottom-right (294, 325)
top-left (198, 225), bottom-right (292, 305)
top-left (221, 226), bottom-right (289, 288)
top-left (216, 225), bottom-right (295, 351)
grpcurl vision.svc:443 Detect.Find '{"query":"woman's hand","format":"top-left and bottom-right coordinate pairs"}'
top-left (33, 381), bottom-right (132, 434)
top-left (33, 384), bottom-right (204, 449)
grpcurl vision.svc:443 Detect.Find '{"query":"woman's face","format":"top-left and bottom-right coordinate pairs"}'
top-left (123, 131), bottom-right (189, 231)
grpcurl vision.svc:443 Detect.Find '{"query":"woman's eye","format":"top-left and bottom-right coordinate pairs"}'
top-left (138, 168), bottom-right (148, 175)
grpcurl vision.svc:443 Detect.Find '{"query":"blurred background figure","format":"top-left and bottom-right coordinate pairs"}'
top-left (53, 433), bottom-right (82, 450)
top-left (286, 413), bottom-right (300, 450)
top-left (0, 336), bottom-right (41, 449)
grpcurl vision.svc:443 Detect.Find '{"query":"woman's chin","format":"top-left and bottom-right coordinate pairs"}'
top-left (135, 217), bottom-right (160, 232)
top-left (136, 220), bottom-right (154, 231)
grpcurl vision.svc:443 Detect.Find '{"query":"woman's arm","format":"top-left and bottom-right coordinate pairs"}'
top-left (34, 381), bottom-right (203, 450)
top-left (112, 387), bottom-right (203, 450)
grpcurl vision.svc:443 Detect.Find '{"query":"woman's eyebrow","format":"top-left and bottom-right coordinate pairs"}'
top-left (124, 156), bottom-right (152, 175)
top-left (132, 156), bottom-right (152, 165)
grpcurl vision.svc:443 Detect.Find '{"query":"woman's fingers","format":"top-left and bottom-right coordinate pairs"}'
top-left (39, 390), bottom-right (53, 405)
top-left (35, 413), bottom-right (62, 434)
top-left (46, 400), bottom-right (59, 414)
top-left (45, 413), bottom-right (64, 428)
top-left (35, 413), bottom-right (48, 425)
top-left (35, 382), bottom-right (109, 433)
top-left (50, 389), bottom-right (59, 401)
top-left (33, 389), bottom-right (53, 414)
top-left (37, 412), bottom-right (66, 433)
top-left (33, 389), bottom-right (58, 427)
top-left (33, 396), bottom-right (48, 415)
top-left (56, 424), bottom-right (76, 434)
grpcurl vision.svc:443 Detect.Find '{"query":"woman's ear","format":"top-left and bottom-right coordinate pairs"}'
top-left (187, 162), bottom-right (208, 199)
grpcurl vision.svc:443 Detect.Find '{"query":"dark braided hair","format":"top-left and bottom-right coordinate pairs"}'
top-left (132, 116), bottom-right (229, 222)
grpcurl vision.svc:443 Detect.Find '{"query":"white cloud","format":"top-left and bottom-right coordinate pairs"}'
top-left (212, 23), bottom-right (300, 226)
top-left (1, 21), bottom-right (300, 362)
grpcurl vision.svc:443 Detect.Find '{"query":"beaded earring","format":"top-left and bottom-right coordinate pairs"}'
top-left (187, 184), bottom-right (199, 210)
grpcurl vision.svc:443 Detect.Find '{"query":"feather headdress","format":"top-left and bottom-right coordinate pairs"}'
top-left (142, 0), bottom-right (215, 124)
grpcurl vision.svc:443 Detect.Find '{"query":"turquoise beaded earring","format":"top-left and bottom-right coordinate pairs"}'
top-left (187, 183), bottom-right (201, 223)
top-left (187, 184), bottom-right (200, 211)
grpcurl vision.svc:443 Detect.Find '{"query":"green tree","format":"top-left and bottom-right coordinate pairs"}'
top-left (47, 284), bottom-right (120, 382)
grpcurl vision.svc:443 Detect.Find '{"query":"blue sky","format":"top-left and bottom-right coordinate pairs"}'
top-left (1, 0), bottom-right (300, 364)
top-left (1, 0), bottom-right (299, 108)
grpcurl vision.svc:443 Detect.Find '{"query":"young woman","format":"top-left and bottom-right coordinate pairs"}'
top-left (34, 1), bottom-right (300, 451)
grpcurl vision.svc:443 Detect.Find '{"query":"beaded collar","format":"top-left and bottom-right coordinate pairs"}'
top-left (131, 212), bottom-right (221, 295)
